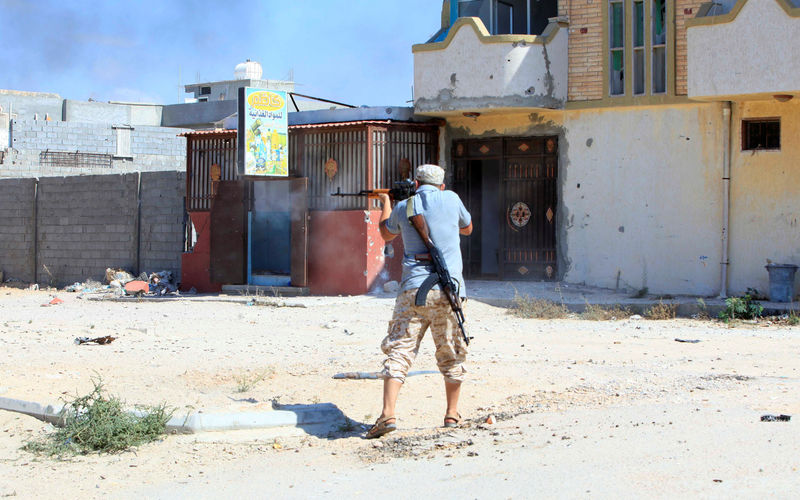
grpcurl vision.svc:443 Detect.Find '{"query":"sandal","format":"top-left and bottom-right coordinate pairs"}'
top-left (365, 415), bottom-right (397, 439)
top-left (443, 413), bottom-right (461, 428)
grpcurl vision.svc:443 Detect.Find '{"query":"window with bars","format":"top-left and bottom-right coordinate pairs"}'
top-left (742, 119), bottom-right (780, 151)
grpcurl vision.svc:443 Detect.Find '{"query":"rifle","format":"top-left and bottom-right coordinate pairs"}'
top-left (407, 209), bottom-right (471, 346)
top-left (330, 179), bottom-right (415, 202)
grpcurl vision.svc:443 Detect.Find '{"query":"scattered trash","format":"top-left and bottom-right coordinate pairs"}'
top-left (74, 336), bottom-right (116, 345)
top-left (760, 414), bottom-right (791, 422)
top-left (629, 314), bottom-right (643, 320)
top-left (343, 328), bottom-right (354, 336)
top-left (48, 297), bottom-right (63, 306)
top-left (675, 338), bottom-right (701, 343)
top-left (383, 280), bottom-right (400, 293)
top-left (65, 279), bottom-right (104, 294)
top-left (105, 268), bottom-right (134, 285)
top-left (713, 479), bottom-right (723, 483)
top-left (28, 284), bottom-right (39, 291)
top-left (485, 415), bottom-right (495, 425)
top-left (148, 271), bottom-right (177, 295)
top-left (124, 280), bottom-right (149, 295)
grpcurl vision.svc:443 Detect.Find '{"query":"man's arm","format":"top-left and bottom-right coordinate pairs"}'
top-left (459, 222), bottom-right (473, 236)
top-left (377, 193), bottom-right (398, 242)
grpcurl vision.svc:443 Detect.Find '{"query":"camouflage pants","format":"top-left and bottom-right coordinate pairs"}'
top-left (380, 289), bottom-right (468, 383)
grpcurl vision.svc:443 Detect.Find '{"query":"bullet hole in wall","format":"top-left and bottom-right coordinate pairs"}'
top-left (577, 183), bottom-right (581, 189)
top-left (586, 138), bottom-right (593, 147)
top-left (618, 226), bottom-right (625, 233)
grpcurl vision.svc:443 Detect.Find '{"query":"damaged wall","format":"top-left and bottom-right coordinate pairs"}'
top-left (440, 103), bottom-right (726, 295)
top-left (562, 103), bottom-right (725, 295)
top-left (0, 172), bottom-right (186, 287)
top-left (413, 17), bottom-right (567, 113)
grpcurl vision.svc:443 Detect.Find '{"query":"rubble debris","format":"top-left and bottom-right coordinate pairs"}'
top-left (485, 415), bottom-right (495, 425)
top-left (28, 284), bottom-right (39, 291)
top-left (74, 335), bottom-right (116, 345)
top-left (760, 414), bottom-right (791, 422)
top-left (124, 280), bottom-right (149, 295)
top-left (105, 268), bottom-right (134, 286)
top-left (65, 279), bottom-right (105, 294)
top-left (148, 271), bottom-right (177, 295)
top-left (675, 338), bottom-right (701, 343)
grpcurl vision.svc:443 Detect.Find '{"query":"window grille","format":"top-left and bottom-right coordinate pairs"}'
top-left (39, 150), bottom-right (112, 169)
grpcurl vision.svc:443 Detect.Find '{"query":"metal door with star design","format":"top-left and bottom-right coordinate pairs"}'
top-left (500, 137), bottom-right (558, 280)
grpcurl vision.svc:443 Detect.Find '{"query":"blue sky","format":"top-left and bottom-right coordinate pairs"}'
top-left (0, 0), bottom-right (443, 106)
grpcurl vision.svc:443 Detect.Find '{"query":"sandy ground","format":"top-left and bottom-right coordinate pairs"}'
top-left (0, 285), bottom-right (798, 498)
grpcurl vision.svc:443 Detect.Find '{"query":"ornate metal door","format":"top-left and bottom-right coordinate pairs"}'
top-left (451, 136), bottom-right (558, 281)
top-left (500, 137), bottom-right (558, 280)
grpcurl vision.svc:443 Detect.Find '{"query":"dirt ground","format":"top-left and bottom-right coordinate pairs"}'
top-left (0, 286), bottom-right (798, 498)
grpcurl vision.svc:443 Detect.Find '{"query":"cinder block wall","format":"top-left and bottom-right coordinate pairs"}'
top-left (1, 120), bottom-right (187, 178)
top-left (139, 171), bottom-right (186, 274)
top-left (0, 172), bottom-right (186, 287)
top-left (0, 178), bottom-right (36, 282)
top-left (36, 174), bottom-right (139, 285)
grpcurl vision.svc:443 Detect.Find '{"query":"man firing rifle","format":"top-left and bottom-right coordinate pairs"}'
top-left (366, 164), bottom-right (473, 439)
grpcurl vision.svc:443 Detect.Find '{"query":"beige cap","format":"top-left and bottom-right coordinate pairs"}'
top-left (415, 164), bottom-right (445, 185)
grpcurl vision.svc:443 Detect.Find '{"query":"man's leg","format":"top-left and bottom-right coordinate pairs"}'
top-left (444, 379), bottom-right (461, 418)
top-left (381, 377), bottom-right (403, 419)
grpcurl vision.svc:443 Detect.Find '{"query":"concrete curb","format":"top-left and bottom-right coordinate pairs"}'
top-left (0, 397), bottom-right (347, 435)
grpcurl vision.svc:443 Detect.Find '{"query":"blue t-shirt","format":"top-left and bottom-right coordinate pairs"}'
top-left (385, 184), bottom-right (472, 297)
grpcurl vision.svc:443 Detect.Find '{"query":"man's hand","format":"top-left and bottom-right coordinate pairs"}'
top-left (376, 193), bottom-right (391, 206)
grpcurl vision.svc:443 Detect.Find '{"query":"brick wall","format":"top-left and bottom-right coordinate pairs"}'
top-left (1, 120), bottom-right (187, 178)
top-left (565, 0), bottom-right (603, 101)
top-left (675, 0), bottom-right (705, 96)
top-left (0, 172), bottom-right (185, 287)
top-left (0, 178), bottom-right (36, 282)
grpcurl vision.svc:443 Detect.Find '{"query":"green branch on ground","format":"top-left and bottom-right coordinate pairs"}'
top-left (22, 379), bottom-right (173, 457)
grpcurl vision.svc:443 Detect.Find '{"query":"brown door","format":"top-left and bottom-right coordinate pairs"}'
top-left (451, 136), bottom-right (558, 281)
top-left (210, 180), bottom-right (246, 283)
top-left (500, 137), bottom-right (558, 280)
top-left (290, 177), bottom-right (309, 287)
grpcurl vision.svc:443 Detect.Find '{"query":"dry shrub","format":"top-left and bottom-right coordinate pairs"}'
top-left (580, 304), bottom-right (631, 321)
top-left (511, 294), bottom-right (569, 319)
top-left (23, 379), bottom-right (172, 456)
top-left (645, 300), bottom-right (677, 320)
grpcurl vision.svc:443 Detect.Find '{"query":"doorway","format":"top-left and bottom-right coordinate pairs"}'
top-left (452, 136), bottom-right (558, 280)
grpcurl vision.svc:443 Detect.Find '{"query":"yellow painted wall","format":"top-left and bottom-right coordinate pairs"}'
top-left (729, 100), bottom-right (800, 297)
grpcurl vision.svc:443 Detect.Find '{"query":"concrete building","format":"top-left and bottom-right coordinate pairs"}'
top-left (412, 0), bottom-right (800, 297)
top-left (0, 61), bottom-right (356, 178)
